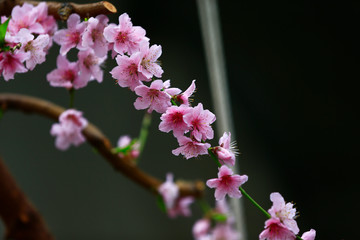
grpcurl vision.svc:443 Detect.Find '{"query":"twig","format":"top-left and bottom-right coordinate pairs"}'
top-left (0, 156), bottom-right (54, 240)
top-left (0, 93), bottom-right (205, 198)
top-left (0, 0), bottom-right (117, 20)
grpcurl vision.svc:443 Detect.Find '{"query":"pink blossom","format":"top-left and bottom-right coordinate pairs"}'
top-left (211, 224), bottom-right (240, 240)
top-left (33, 2), bottom-right (57, 35)
top-left (50, 109), bottom-right (88, 151)
top-left (206, 165), bottom-right (248, 201)
top-left (7, 3), bottom-right (44, 34)
top-left (176, 80), bottom-right (196, 106)
top-left (53, 14), bottom-right (87, 55)
top-left (138, 43), bottom-right (163, 79)
top-left (172, 136), bottom-right (211, 159)
top-left (159, 105), bottom-right (192, 137)
top-left (47, 55), bottom-right (87, 89)
top-left (116, 135), bottom-right (140, 160)
top-left (212, 132), bottom-right (237, 166)
top-left (167, 196), bottom-right (194, 218)
top-left (259, 218), bottom-right (296, 240)
top-left (14, 28), bottom-right (50, 70)
top-left (301, 229), bottom-right (316, 240)
top-left (78, 49), bottom-right (106, 83)
top-left (193, 218), bottom-right (211, 240)
top-left (268, 192), bottom-right (299, 234)
top-left (0, 51), bottom-right (28, 81)
top-left (110, 52), bottom-right (149, 91)
top-left (183, 103), bottom-right (216, 141)
top-left (162, 79), bottom-right (181, 96)
top-left (103, 13), bottom-right (148, 55)
top-left (134, 80), bottom-right (173, 113)
top-left (158, 173), bottom-right (179, 209)
top-left (82, 15), bottom-right (109, 57)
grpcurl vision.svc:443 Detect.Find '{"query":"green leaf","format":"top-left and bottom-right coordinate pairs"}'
top-left (0, 18), bottom-right (10, 48)
top-left (211, 213), bottom-right (227, 222)
top-left (156, 195), bottom-right (167, 213)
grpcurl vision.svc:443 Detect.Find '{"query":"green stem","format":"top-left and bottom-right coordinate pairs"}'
top-left (239, 186), bottom-right (271, 219)
top-left (137, 112), bottom-right (152, 162)
top-left (69, 88), bottom-right (75, 108)
top-left (0, 108), bottom-right (3, 120)
top-left (207, 148), bottom-right (221, 167)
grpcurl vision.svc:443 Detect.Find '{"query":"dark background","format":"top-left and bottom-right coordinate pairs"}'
top-left (0, 0), bottom-right (358, 239)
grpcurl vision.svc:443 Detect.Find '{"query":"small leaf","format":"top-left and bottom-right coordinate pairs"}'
top-left (211, 213), bottom-right (227, 222)
top-left (156, 195), bottom-right (167, 213)
top-left (0, 18), bottom-right (10, 48)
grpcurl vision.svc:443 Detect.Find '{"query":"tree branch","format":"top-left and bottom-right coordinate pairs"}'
top-left (0, 93), bottom-right (205, 198)
top-left (0, 0), bottom-right (117, 20)
top-left (0, 156), bottom-right (54, 240)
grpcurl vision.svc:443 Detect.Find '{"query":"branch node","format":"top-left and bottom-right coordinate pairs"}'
top-left (58, 2), bottom-right (74, 21)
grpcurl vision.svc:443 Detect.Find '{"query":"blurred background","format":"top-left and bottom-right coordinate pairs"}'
top-left (0, 0), bottom-right (358, 239)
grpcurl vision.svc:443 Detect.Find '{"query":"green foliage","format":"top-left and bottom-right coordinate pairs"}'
top-left (211, 213), bottom-right (227, 222)
top-left (0, 18), bottom-right (10, 49)
top-left (156, 195), bottom-right (167, 213)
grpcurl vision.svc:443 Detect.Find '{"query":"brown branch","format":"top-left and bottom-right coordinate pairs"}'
top-left (0, 0), bottom-right (117, 20)
top-left (0, 156), bottom-right (54, 240)
top-left (0, 93), bottom-right (205, 198)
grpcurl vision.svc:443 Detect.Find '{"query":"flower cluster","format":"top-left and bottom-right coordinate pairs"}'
top-left (2, 4), bottom-right (318, 239)
top-left (259, 192), bottom-right (316, 240)
top-left (50, 109), bottom-right (88, 151)
top-left (47, 14), bottom-right (107, 89)
top-left (158, 173), bottom-right (194, 218)
top-left (0, 3), bottom-right (57, 81)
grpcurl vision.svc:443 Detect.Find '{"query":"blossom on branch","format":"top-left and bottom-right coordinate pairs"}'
top-left (50, 109), bottom-right (88, 151)
top-left (47, 55), bottom-right (87, 89)
top-left (268, 192), bottom-right (299, 235)
top-left (82, 15), bottom-right (109, 58)
top-left (138, 43), bottom-right (163, 79)
top-left (211, 132), bottom-right (237, 166)
top-left (53, 14), bottom-right (87, 55)
top-left (159, 105), bottom-right (192, 137)
top-left (172, 136), bottom-right (211, 159)
top-left (206, 165), bottom-right (248, 201)
top-left (259, 218), bottom-right (296, 240)
top-left (183, 103), bottom-right (216, 142)
top-left (134, 80), bottom-right (180, 113)
top-left (103, 13), bottom-right (148, 55)
top-left (110, 52), bottom-right (149, 91)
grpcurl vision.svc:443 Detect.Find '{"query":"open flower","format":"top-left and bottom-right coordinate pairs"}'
top-left (134, 80), bottom-right (172, 113)
top-left (53, 14), bottom-right (87, 55)
top-left (103, 13), bottom-right (148, 55)
top-left (268, 192), bottom-right (299, 234)
top-left (159, 105), bottom-right (192, 138)
top-left (206, 165), bottom-right (248, 201)
top-left (110, 52), bottom-right (149, 91)
top-left (172, 136), bottom-right (211, 159)
top-left (183, 103), bottom-right (216, 142)
top-left (50, 109), bottom-right (88, 151)
top-left (259, 218), bottom-right (296, 240)
top-left (158, 173), bottom-right (179, 209)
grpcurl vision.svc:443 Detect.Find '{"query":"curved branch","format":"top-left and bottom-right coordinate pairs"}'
top-left (0, 93), bottom-right (205, 198)
top-left (0, 156), bottom-right (54, 240)
top-left (0, 0), bottom-right (117, 20)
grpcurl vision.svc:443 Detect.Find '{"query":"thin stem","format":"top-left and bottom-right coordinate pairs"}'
top-left (0, 108), bottom-right (3, 120)
top-left (136, 112), bottom-right (152, 162)
top-left (69, 88), bottom-right (75, 108)
top-left (239, 186), bottom-right (271, 219)
top-left (208, 148), bottom-right (221, 167)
